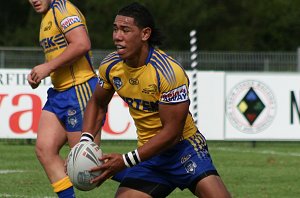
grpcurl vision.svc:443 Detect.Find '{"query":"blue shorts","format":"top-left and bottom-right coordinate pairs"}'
top-left (113, 131), bottom-right (219, 196)
top-left (43, 77), bottom-right (97, 132)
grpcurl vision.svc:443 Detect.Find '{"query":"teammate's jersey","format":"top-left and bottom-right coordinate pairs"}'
top-left (39, 0), bottom-right (96, 91)
top-left (98, 47), bottom-right (198, 146)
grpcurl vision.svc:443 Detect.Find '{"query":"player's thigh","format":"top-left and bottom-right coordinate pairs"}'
top-left (36, 110), bottom-right (67, 153)
top-left (115, 187), bottom-right (152, 198)
top-left (194, 175), bottom-right (231, 198)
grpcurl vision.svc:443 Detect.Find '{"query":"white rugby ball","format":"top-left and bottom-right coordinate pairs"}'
top-left (67, 141), bottom-right (103, 191)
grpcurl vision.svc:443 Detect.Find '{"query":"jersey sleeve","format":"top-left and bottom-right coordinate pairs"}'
top-left (97, 52), bottom-right (122, 90)
top-left (53, 0), bottom-right (85, 34)
top-left (98, 64), bottom-right (113, 90)
top-left (159, 60), bottom-right (190, 104)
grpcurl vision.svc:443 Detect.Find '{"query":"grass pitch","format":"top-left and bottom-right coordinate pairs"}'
top-left (0, 140), bottom-right (299, 198)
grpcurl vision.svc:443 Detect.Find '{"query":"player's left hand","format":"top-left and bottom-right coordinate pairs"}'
top-left (90, 153), bottom-right (126, 186)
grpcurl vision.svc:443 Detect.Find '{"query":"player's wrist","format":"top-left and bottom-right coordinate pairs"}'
top-left (122, 149), bottom-right (141, 167)
top-left (80, 132), bottom-right (94, 142)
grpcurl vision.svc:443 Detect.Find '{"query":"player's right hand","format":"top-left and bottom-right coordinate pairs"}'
top-left (27, 73), bottom-right (40, 89)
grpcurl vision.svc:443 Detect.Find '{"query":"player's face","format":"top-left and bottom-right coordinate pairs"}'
top-left (28, 0), bottom-right (52, 14)
top-left (113, 15), bottom-right (150, 64)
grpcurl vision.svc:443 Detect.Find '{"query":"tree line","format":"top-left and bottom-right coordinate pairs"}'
top-left (1, 0), bottom-right (300, 51)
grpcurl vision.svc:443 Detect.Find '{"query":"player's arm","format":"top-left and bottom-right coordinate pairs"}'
top-left (137, 101), bottom-right (189, 160)
top-left (81, 83), bottom-right (115, 141)
top-left (89, 100), bottom-right (189, 184)
top-left (29, 26), bottom-right (91, 84)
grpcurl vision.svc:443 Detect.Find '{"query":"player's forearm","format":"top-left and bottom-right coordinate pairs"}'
top-left (82, 99), bottom-right (105, 138)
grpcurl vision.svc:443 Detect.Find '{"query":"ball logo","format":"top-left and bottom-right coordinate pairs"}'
top-left (226, 80), bottom-right (276, 133)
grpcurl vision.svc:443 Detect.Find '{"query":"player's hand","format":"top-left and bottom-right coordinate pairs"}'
top-left (90, 153), bottom-right (126, 186)
top-left (30, 64), bottom-right (52, 84)
top-left (27, 73), bottom-right (41, 89)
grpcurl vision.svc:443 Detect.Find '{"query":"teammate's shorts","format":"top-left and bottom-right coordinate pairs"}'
top-left (43, 77), bottom-right (97, 132)
top-left (113, 131), bottom-right (219, 197)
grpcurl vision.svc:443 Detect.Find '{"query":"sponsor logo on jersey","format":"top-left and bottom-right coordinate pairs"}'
top-left (61, 15), bottom-right (81, 30)
top-left (226, 80), bottom-right (276, 134)
top-left (161, 85), bottom-right (189, 103)
top-left (129, 78), bottom-right (139, 85)
top-left (122, 97), bottom-right (159, 112)
top-left (40, 34), bottom-right (67, 53)
top-left (142, 84), bottom-right (157, 94)
top-left (113, 77), bottom-right (122, 90)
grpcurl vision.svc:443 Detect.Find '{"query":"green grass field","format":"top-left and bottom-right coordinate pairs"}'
top-left (0, 140), bottom-right (299, 198)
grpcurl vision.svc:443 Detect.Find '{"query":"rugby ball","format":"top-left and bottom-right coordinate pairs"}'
top-left (67, 141), bottom-right (103, 191)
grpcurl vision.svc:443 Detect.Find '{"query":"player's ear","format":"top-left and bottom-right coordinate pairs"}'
top-left (141, 27), bottom-right (151, 41)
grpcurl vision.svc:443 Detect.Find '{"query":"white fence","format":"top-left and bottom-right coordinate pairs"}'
top-left (0, 47), bottom-right (299, 71)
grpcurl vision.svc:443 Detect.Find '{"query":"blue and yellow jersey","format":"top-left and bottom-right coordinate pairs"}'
top-left (98, 48), bottom-right (198, 146)
top-left (39, 0), bottom-right (95, 91)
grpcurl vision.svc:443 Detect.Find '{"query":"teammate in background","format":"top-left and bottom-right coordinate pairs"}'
top-left (80, 2), bottom-right (231, 198)
top-left (27, 0), bottom-right (99, 197)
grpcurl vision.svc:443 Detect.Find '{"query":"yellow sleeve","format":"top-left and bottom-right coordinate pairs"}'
top-left (53, 0), bottom-right (85, 34)
top-left (159, 62), bottom-right (190, 104)
top-left (97, 52), bottom-right (122, 90)
top-left (98, 63), bottom-right (113, 90)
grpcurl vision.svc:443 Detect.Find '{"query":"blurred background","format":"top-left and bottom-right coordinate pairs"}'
top-left (1, 0), bottom-right (300, 71)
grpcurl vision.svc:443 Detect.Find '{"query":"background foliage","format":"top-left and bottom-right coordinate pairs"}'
top-left (1, 0), bottom-right (300, 51)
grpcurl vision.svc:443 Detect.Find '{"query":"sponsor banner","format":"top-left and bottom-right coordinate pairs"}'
top-left (225, 73), bottom-right (300, 140)
top-left (3, 69), bottom-right (300, 141)
top-left (0, 69), bottom-right (137, 140)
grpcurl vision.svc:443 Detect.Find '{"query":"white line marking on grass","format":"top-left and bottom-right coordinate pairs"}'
top-left (0, 194), bottom-right (56, 198)
top-left (211, 147), bottom-right (300, 157)
top-left (0, 170), bottom-right (26, 174)
top-left (0, 194), bottom-right (28, 197)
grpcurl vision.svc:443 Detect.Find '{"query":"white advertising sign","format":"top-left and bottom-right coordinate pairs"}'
top-left (0, 69), bottom-right (137, 140)
top-left (3, 69), bottom-right (300, 141)
top-left (225, 73), bottom-right (300, 140)
top-left (187, 71), bottom-right (225, 140)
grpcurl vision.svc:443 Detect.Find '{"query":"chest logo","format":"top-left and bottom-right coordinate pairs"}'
top-left (142, 84), bottom-right (157, 94)
top-left (113, 77), bottom-right (122, 90)
top-left (129, 78), bottom-right (139, 85)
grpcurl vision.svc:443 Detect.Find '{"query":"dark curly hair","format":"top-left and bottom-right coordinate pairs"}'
top-left (117, 2), bottom-right (164, 47)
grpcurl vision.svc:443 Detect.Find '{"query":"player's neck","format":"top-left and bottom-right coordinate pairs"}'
top-left (125, 45), bottom-right (149, 68)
